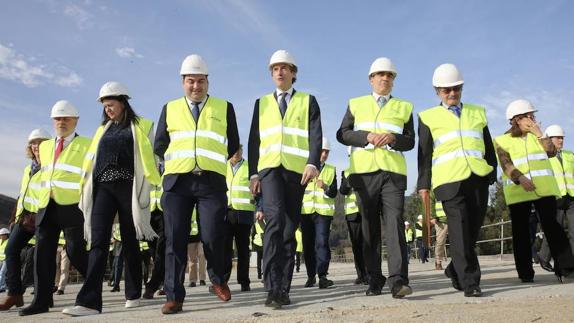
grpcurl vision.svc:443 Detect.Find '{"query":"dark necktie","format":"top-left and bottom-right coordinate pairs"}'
top-left (54, 138), bottom-right (64, 161)
top-left (449, 105), bottom-right (461, 118)
top-left (279, 93), bottom-right (287, 117)
top-left (191, 102), bottom-right (200, 123)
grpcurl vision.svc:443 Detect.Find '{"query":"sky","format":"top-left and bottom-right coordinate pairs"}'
top-left (1, 0), bottom-right (573, 198)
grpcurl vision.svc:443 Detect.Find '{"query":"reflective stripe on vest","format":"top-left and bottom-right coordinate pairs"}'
top-left (415, 223), bottom-right (423, 238)
top-left (405, 228), bottom-right (414, 242)
top-left (495, 133), bottom-right (560, 205)
top-left (301, 164), bottom-right (336, 216)
top-left (549, 150), bottom-right (574, 197)
top-left (226, 160), bottom-right (255, 211)
top-left (164, 97), bottom-right (229, 176)
top-left (347, 96), bottom-right (412, 175)
top-left (16, 165), bottom-right (43, 220)
top-left (38, 136), bottom-right (91, 207)
top-left (435, 201), bottom-right (446, 219)
top-left (344, 191), bottom-right (359, 215)
top-left (82, 118), bottom-right (160, 189)
top-left (258, 92), bottom-right (310, 174)
top-left (418, 104), bottom-right (493, 189)
top-left (150, 183), bottom-right (163, 212)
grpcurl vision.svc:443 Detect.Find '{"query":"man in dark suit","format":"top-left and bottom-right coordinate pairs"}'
top-left (20, 101), bottom-right (89, 316)
top-left (248, 49), bottom-right (322, 308)
top-left (417, 63), bottom-right (496, 297)
top-left (337, 57), bottom-right (414, 298)
top-left (154, 54), bottom-right (239, 314)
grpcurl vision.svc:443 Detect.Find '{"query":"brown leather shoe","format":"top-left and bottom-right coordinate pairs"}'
top-left (161, 301), bottom-right (183, 314)
top-left (212, 284), bottom-right (231, 302)
top-left (0, 294), bottom-right (24, 311)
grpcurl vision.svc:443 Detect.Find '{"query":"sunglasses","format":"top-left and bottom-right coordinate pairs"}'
top-left (438, 85), bottom-right (463, 94)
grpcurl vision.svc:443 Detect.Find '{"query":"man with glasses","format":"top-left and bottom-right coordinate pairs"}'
top-left (417, 64), bottom-right (497, 297)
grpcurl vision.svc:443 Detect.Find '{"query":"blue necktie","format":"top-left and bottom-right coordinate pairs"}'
top-left (449, 105), bottom-right (461, 118)
top-left (279, 93), bottom-right (288, 117)
top-left (378, 96), bottom-right (387, 108)
top-left (191, 103), bottom-right (200, 122)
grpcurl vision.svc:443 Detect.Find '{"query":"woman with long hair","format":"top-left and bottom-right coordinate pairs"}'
top-left (63, 81), bottom-right (160, 316)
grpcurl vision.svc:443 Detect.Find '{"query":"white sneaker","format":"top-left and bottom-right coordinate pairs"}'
top-left (125, 299), bottom-right (141, 308)
top-left (62, 305), bottom-right (100, 316)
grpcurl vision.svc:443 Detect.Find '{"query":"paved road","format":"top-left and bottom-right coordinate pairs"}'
top-left (2, 255), bottom-right (573, 322)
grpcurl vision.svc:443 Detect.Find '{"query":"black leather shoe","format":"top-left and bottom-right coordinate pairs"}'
top-left (366, 285), bottom-right (382, 296)
top-left (391, 282), bottom-right (413, 299)
top-left (521, 278), bottom-right (534, 283)
top-left (110, 287), bottom-right (120, 292)
top-left (445, 269), bottom-right (463, 291)
top-left (241, 284), bottom-right (251, 292)
top-left (277, 291), bottom-right (291, 305)
top-left (318, 277), bottom-right (334, 289)
top-left (353, 278), bottom-right (363, 285)
top-left (539, 260), bottom-right (554, 272)
top-left (464, 287), bottom-right (482, 297)
top-left (19, 304), bottom-right (49, 316)
top-left (55, 290), bottom-right (64, 295)
top-left (304, 277), bottom-right (316, 288)
top-left (188, 282), bottom-right (196, 288)
top-left (199, 280), bottom-right (206, 286)
top-left (264, 292), bottom-right (281, 309)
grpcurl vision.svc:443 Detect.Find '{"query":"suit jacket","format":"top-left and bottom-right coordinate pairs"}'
top-left (416, 107), bottom-right (497, 201)
top-left (154, 95), bottom-right (240, 192)
top-left (336, 97), bottom-right (415, 190)
top-left (248, 89), bottom-right (323, 181)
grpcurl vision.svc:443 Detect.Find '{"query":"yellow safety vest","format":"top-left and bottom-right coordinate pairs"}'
top-left (343, 191), bottom-right (359, 215)
top-left (0, 239), bottom-right (7, 261)
top-left (38, 136), bottom-right (91, 207)
top-left (295, 228), bottom-right (303, 253)
top-left (163, 97), bottom-right (229, 176)
top-left (15, 165), bottom-right (42, 221)
top-left (58, 231), bottom-right (65, 246)
top-left (495, 133), bottom-right (560, 205)
top-left (418, 104), bottom-right (493, 189)
top-left (139, 241), bottom-right (149, 251)
top-left (415, 222), bottom-right (423, 238)
top-left (29, 236), bottom-right (36, 246)
top-left (435, 201), bottom-right (446, 219)
top-left (190, 207), bottom-right (199, 237)
top-left (253, 220), bottom-right (264, 247)
top-left (112, 224), bottom-right (122, 242)
top-left (347, 96), bottom-right (412, 175)
top-left (549, 150), bottom-right (574, 197)
top-left (150, 183), bottom-right (163, 212)
top-left (82, 118), bottom-right (160, 187)
top-left (405, 228), bottom-right (414, 243)
top-left (301, 164), bottom-right (336, 216)
top-left (258, 92), bottom-right (310, 174)
top-left (226, 160), bottom-right (256, 211)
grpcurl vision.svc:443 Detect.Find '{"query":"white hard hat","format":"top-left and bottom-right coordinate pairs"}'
top-left (28, 128), bottom-right (51, 142)
top-left (545, 125), bottom-right (565, 137)
top-left (269, 50), bottom-right (297, 70)
top-left (97, 81), bottom-right (130, 102)
top-left (506, 99), bottom-right (537, 120)
top-left (432, 63), bottom-right (464, 87)
top-left (369, 57), bottom-right (397, 77)
top-left (322, 137), bottom-right (331, 151)
top-left (404, 221), bottom-right (410, 225)
top-left (0, 228), bottom-right (10, 235)
top-left (417, 214), bottom-right (423, 220)
top-left (50, 100), bottom-right (79, 118)
top-left (180, 54), bottom-right (208, 75)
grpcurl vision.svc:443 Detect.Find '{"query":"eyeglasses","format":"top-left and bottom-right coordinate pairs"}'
top-left (438, 85), bottom-right (463, 94)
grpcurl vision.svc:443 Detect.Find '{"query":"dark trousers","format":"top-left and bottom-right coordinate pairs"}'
top-left (353, 171), bottom-right (408, 289)
top-left (112, 251), bottom-right (124, 288)
top-left (539, 197), bottom-right (574, 263)
top-left (346, 214), bottom-right (367, 280)
top-left (141, 249), bottom-right (152, 284)
top-left (254, 245), bottom-right (263, 278)
top-left (509, 196), bottom-right (574, 279)
top-left (416, 238), bottom-right (428, 263)
top-left (224, 210), bottom-right (252, 285)
top-left (406, 242), bottom-right (413, 263)
top-left (31, 200), bottom-right (88, 308)
top-left (146, 210), bottom-right (166, 291)
top-left (21, 246), bottom-right (35, 289)
top-left (442, 175), bottom-right (488, 291)
top-left (4, 223), bottom-right (33, 295)
top-left (260, 167), bottom-right (305, 294)
top-left (301, 213), bottom-right (332, 278)
top-left (529, 212), bottom-right (539, 259)
top-left (162, 173), bottom-right (227, 303)
top-left (295, 252), bottom-right (301, 271)
top-left (75, 181), bottom-right (142, 312)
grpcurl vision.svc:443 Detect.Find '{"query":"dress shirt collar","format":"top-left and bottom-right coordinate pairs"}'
top-left (372, 92), bottom-right (391, 103)
top-left (441, 101), bottom-right (463, 110)
top-left (185, 95), bottom-right (208, 111)
top-left (276, 87), bottom-right (294, 100)
top-left (56, 132), bottom-right (76, 149)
